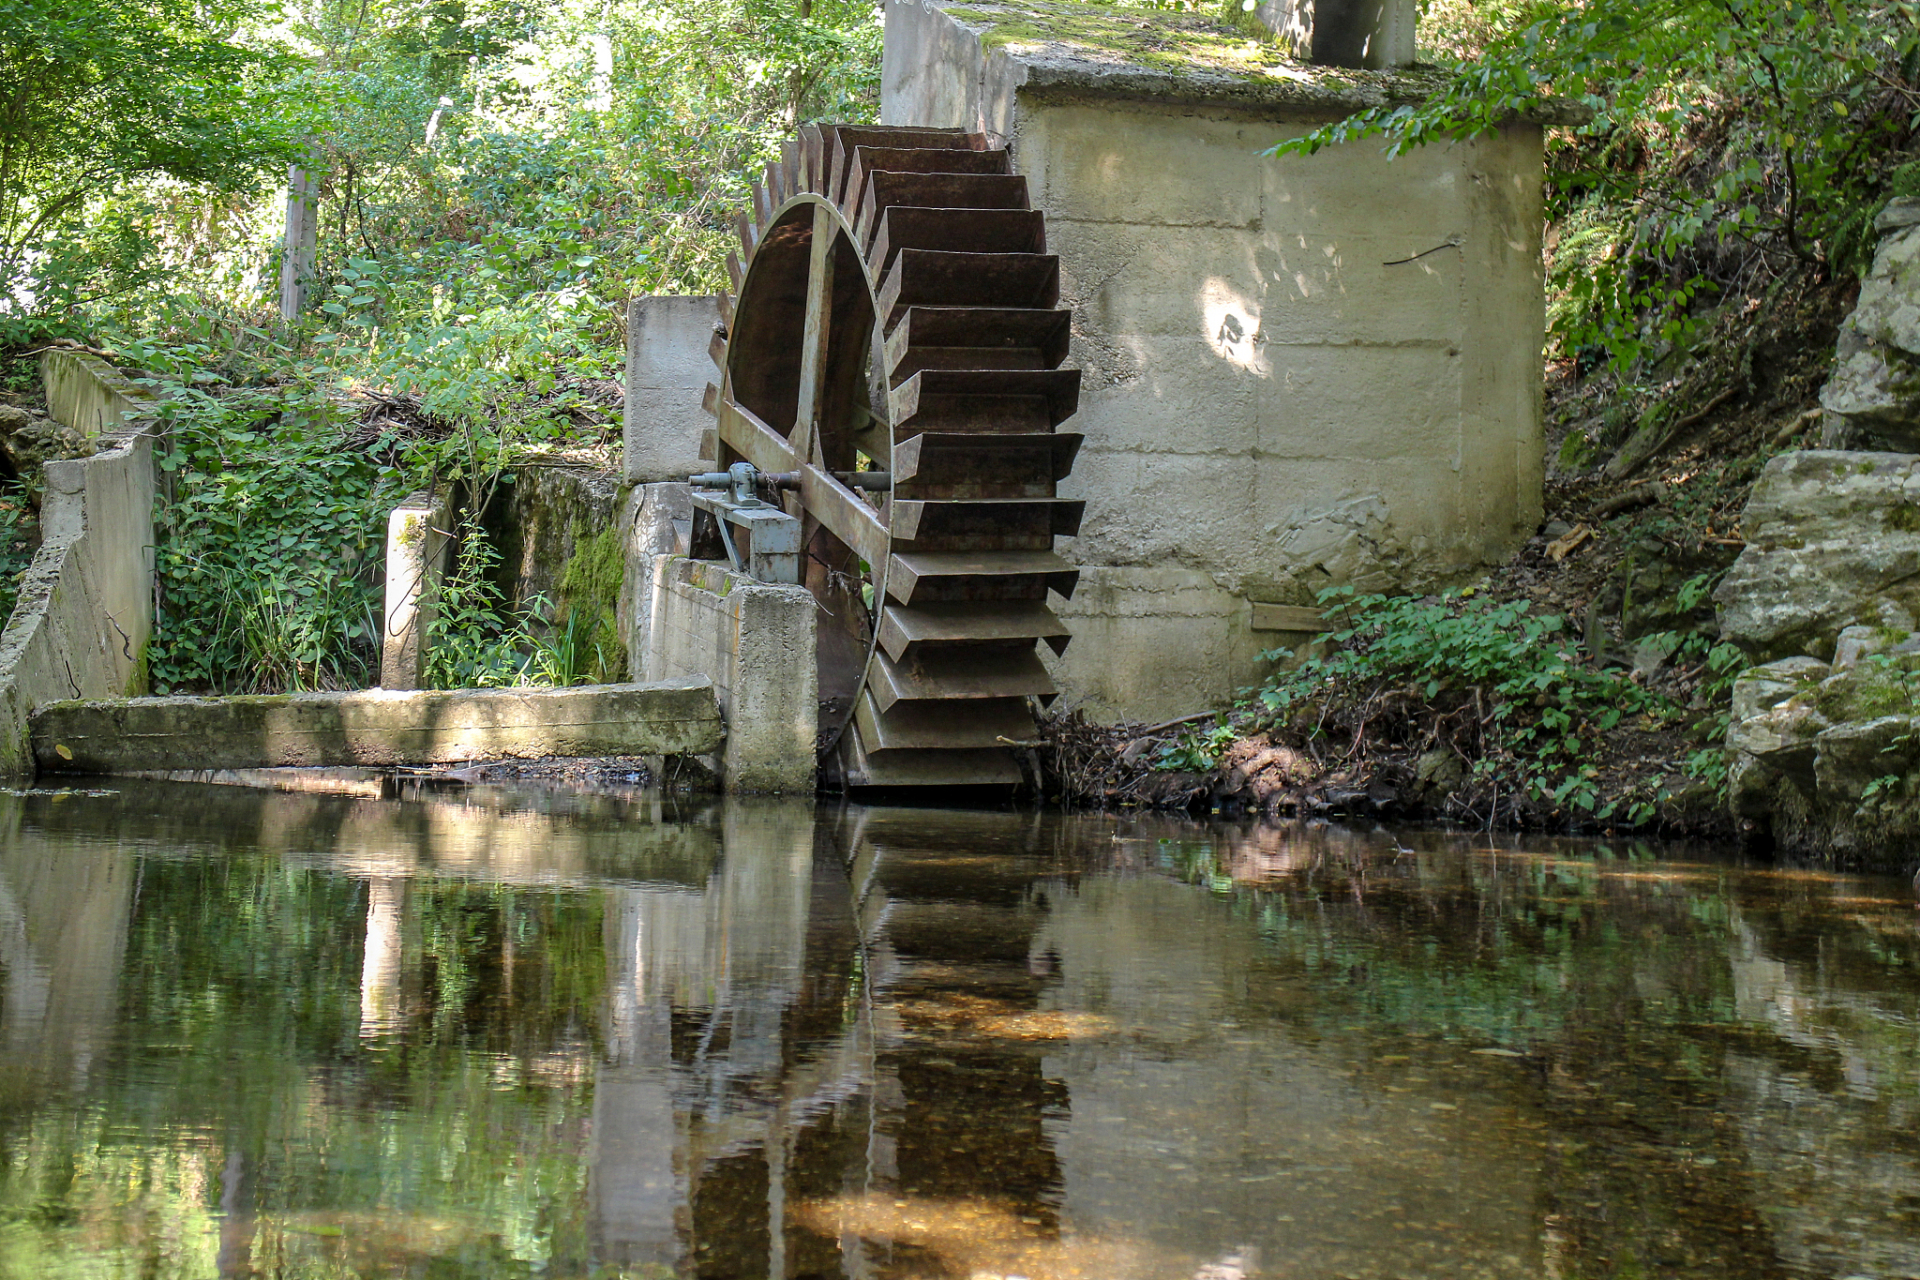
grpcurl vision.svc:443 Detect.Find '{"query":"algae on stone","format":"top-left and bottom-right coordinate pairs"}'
top-left (934, 0), bottom-right (1458, 111)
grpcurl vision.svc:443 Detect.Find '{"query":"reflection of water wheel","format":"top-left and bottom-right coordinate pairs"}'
top-left (704, 125), bottom-right (1082, 788)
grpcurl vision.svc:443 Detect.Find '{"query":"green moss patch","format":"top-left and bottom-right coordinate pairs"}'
top-left (937, 0), bottom-right (1443, 99)
top-left (556, 521), bottom-right (627, 683)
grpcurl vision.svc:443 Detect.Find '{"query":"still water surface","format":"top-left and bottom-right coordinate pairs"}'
top-left (1, 780), bottom-right (1918, 1279)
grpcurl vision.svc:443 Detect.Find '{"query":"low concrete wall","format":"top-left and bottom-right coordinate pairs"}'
top-left (0, 354), bottom-right (159, 777)
top-left (32, 679), bottom-right (723, 773)
top-left (632, 545), bottom-right (816, 795)
top-left (880, 0), bottom-right (1550, 719)
top-left (626, 296), bottom-right (721, 484)
top-left (40, 349), bottom-right (163, 439)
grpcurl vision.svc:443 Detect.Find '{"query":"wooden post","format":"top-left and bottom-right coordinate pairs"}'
top-left (790, 202), bottom-right (836, 468)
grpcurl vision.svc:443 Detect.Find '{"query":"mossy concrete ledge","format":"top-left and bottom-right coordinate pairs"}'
top-left (30, 679), bottom-right (724, 774)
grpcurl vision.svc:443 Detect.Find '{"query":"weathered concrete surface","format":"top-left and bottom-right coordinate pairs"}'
top-left (380, 489), bottom-right (451, 689)
top-left (1820, 199), bottom-right (1920, 450)
top-left (39, 348), bottom-right (163, 439)
top-left (0, 357), bottom-right (159, 778)
top-left (1715, 450), bottom-right (1920, 663)
top-left (492, 464), bottom-right (622, 618)
top-left (637, 553), bottom-right (816, 794)
top-left (1256, 0), bottom-right (1415, 69)
top-left (626, 296), bottom-right (721, 485)
top-left (617, 482), bottom-right (694, 680)
top-left (883, 0), bottom-right (1548, 718)
top-left (31, 679), bottom-right (723, 774)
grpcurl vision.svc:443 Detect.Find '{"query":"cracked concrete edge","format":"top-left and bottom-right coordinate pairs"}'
top-left (31, 679), bottom-right (726, 773)
top-left (0, 357), bottom-right (160, 780)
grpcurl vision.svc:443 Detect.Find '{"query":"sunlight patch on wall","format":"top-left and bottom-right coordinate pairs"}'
top-left (1198, 277), bottom-right (1268, 375)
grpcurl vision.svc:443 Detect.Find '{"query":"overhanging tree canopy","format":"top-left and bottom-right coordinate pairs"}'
top-left (0, 0), bottom-right (297, 297)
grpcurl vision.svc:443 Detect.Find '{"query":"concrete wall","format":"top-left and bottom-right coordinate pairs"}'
top-left (490, 465), bottom-right (622, 621)
top-left (882, 1), bottom-right (1546, 719)
top-left (0, 354), bottom-right (160, 776)
top-left (626, 296), bottom-right (722, 484)
top-left (31, 680), bottom-right (724, 773)
top-left (40, 348), bottom-right (163, 439)
top-left (632, 540), bottom-right (817, 795)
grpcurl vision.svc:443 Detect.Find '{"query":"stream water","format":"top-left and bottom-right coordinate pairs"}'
top-left (1, 780), bottom-right (1918, 1280)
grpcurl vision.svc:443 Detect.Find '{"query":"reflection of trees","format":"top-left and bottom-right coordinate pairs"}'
top-left (1104, 819), bottom-right (1920, 1280)
top-left (4, 786), bottom-right (1919, 1280)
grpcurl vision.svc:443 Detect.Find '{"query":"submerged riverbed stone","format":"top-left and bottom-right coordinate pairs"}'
top-left (1715, 450), bottom-right (1920, 662)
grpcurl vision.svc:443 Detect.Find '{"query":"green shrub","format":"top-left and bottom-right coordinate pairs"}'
top-left (146, 380), bottom-right (397, 694)
top-left (1256, 588), bottom-right (1666, 818)
top-left (0, 479), bottom-right (38, 628)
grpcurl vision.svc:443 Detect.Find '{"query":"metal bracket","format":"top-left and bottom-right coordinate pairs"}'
top-left (687, 462), bottom-right (802, 584)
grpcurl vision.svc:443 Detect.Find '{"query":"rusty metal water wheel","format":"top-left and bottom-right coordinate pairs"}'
top-left (701, 124), bottom-right (1084, 788)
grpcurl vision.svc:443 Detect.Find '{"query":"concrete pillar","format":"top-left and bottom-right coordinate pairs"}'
top-left (625, 296), bottom-right (723, 484)
top-left (279, 151), bottom-right (321, 321)
top-left (380, 490), bottom-right (451, 690)
top-left (1255, 0), bottom-right (1417, 68)
top-left (637, 557), bottom-right (817, 794)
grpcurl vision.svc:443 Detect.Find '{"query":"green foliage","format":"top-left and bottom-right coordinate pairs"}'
top-left (1156, 720), bottom-right (1238, 771)
top-left (0, 479), bottom-right (38, 627)
top-left (145, 373), bottom-right (396, 694)
top-left (1274, 0), bottom-right (1920, 373)
top-left (9, 0), bottom-right (886, 693)
top-left (423, 517), bottom-right (543, 690)
top-left (0, 0), bottom-right (296, 301)
top-left (1256, 587), bottom-right (1671, 818)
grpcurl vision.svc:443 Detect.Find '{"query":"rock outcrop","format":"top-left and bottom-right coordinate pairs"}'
top-left (1821, 198), bottom-right (1920, 449)
top-left (0, 403), bottom-right (91, 478)
top-left (1715, 450), bottom-right (1920, 664)
top-left (1718, 199), bottom-right (1920, 861)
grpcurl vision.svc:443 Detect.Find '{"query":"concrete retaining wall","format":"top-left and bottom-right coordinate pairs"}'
top-left (881, 0), bottom-right (1547, 719)
top-left (626, 296), bottom-right (722, 485)
top-left (40, 349), bottom-right (163, 440)
top-left (32, 679), bottom-right (723, 773)
top-left (624, 494), bottom-right (816, 793)
top-left (0, 353), bottom-right (160, 777)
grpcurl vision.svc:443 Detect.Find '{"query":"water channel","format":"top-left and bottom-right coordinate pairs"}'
top-left (1, 779), bottom-right (1917, 1279)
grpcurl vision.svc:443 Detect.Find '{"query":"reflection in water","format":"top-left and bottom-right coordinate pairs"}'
top-left (0, 784), bottom-right (1918, 1278)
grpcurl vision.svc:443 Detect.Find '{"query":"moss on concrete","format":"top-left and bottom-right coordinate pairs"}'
top-left (932, 0), bottom-right (1589, 120)
top-left (559, 520), bottom-right (627, 682)
top-left (939, 0), bottom-right (1442, 98)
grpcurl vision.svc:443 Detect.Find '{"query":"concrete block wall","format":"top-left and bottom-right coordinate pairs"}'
top-left (40, 349), bottom-right (163, 440)
top-left (882, 0), bottom-right (1547, 719)
top-left (626, 296), bottom-right (722, 485)
top-left (0, 354), bottom-right (161, 776)
top-left (622, 490), bottom-right (816, 794)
